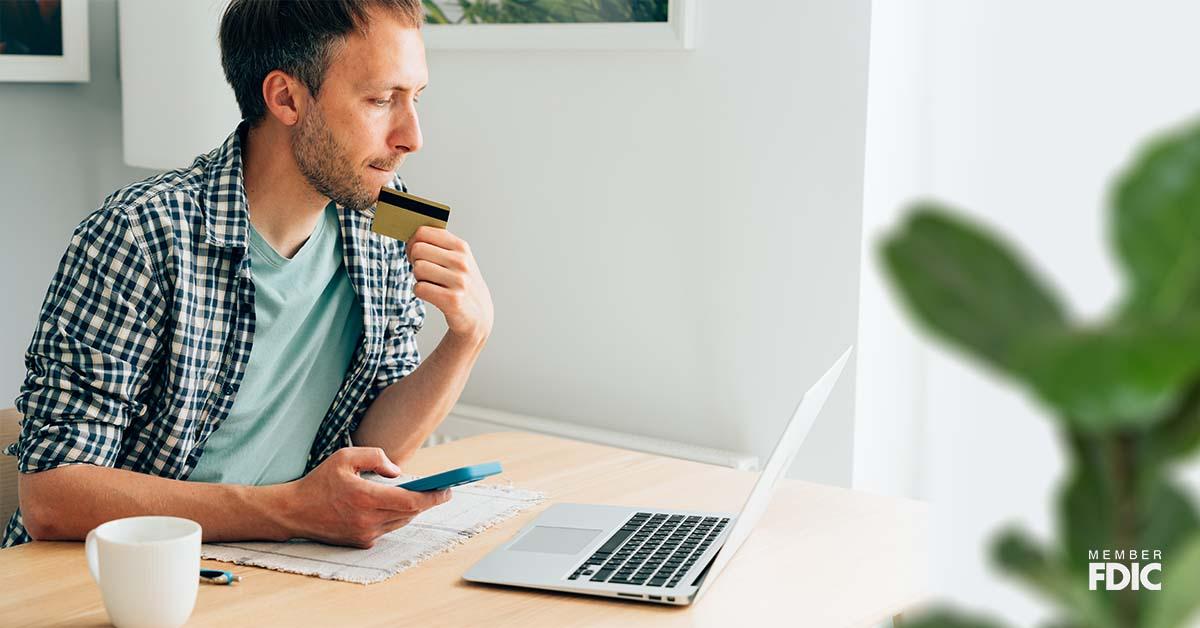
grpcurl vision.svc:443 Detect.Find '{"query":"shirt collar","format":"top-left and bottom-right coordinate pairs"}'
top-left (202, 121), bottom-right (252, 249)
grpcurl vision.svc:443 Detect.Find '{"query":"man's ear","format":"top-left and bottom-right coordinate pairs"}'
top-left (261, 69), bottom-right (306, 127)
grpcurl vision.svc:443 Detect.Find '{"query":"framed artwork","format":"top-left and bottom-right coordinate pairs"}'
top-left (421, 0), bottom-right (695, 51)
top-left (0, 0), bottom-right (88, 82)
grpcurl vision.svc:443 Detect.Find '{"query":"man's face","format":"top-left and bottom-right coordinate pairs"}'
top-left (292, 8), bottom-right (427, 212)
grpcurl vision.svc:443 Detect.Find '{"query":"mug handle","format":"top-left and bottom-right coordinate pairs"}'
top-left (85, 528), bottom-right (101, 584)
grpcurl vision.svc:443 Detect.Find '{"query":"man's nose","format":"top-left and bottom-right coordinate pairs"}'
top-left (391, 110), bottom-right (423, 155)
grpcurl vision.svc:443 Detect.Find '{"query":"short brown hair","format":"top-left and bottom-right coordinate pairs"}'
top-left (219, 0), bottom-right (423, 124)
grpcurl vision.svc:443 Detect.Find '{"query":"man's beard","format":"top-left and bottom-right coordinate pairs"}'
top-left (292, 107), bottom-right (383, 213)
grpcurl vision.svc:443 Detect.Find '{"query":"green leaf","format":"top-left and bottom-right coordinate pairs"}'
top-left (881, 206), bottom-right (1068, 376)
top-left (1143, 383), bottom-right (1200, 464)
top-left (1112, 119), bottom-right (1200, 321)
top-left (991, 527), bottom-right (1116, 628)
top-left (884, 207), bottom-right (1200, 429)
top-left (899, 608), bottom-right (1010, 628)
top-left (1144, 532), bottom-right (1200, 628)
top-left (422, 0), bottom-right (452, 23)
top-left (1059, 435), bottom-right (1200, 626)
top-left (1059, 436), bottom-right (1198, 569)
top-left (1009, 320), bottom-right (1200, 431)
top-left (1059, 435), bottom-right (1116, 576)
top-left (1139, 478), bottom-right (1200, 560)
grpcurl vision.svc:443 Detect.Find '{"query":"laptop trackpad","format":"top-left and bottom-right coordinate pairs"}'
top-left (509, 526), bottom-right (602, 555)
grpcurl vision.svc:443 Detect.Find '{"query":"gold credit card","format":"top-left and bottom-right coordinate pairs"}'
top-left (371, 187), bottom-right (451, 242)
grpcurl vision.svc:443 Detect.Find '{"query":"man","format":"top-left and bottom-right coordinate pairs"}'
top-left (2, 0), bottom-right (493, 549)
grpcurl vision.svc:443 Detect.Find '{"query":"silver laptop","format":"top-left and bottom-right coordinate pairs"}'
top-left (463, 347), bottom-right (852, 606)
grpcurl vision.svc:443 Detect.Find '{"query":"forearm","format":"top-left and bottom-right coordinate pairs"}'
top-left (352, 330), bottom-right (487, 465)
top-left (20, 464), bottom-right (295, 543)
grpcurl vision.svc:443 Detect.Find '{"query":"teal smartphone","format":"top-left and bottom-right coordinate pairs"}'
top-left (397, 462), bottom-right (502, 492)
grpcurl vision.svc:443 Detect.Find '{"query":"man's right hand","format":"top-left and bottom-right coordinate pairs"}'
top-left (280, 447), bottom-right (451, 548)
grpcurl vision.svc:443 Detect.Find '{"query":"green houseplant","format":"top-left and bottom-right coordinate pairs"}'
top-left (422, 0), bottom-right (668, 24)
top-left (881, 119), bottom-right (1200, 628)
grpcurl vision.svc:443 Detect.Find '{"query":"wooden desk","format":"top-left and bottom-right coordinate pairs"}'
top-left (0, 432), bottom-right (928, 627)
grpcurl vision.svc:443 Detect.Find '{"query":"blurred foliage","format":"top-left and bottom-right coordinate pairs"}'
top-left (882, 119), bottom-right (1200, 627)
top-left (422, 0), bottom-right (668, 24)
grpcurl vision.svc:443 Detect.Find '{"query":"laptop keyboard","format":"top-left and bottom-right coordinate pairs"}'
top-left (567, 512), bottom-right (730, 588)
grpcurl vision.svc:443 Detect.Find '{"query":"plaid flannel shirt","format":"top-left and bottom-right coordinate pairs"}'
top-left (1, 122), bottom-right (425, 548)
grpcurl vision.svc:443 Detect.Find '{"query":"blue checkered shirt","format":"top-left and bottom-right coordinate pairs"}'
top-left (1, 123), bottom-right (425, 548)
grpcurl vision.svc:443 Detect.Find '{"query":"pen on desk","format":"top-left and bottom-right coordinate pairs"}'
top-left (200, 569), bottom-right (242, 585)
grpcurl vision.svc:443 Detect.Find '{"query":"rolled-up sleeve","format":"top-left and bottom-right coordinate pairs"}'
top-left (6, 208), bottom-right (163, 473)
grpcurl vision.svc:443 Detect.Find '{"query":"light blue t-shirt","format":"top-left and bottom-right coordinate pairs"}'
top-left (189, 203), bottom-right (362, 485)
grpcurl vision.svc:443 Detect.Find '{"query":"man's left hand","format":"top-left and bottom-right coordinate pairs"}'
top-left (405, 226), bottom-right (494, 343)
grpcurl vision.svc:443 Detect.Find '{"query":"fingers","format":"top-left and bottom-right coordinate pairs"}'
top-left (380, 515), bottom-right (416, 532)
top-left (411, 258), bottom-right (464, 289)
top-left (334, 446), bottom-right (402, 477)
top-left (369, 491), bottom-right (450, 537)
top-left (366, 485), bottom-right (453, 515)
top-left (395, 488), bottom-right (452, 512)
top-left (419, 488), bottom-right (453, 509)
top-left (406, 226), bottom-right (471, 276)
top-left (407, 240), bottom-right (469, 273)
top-left (406, 225), bottom-right (467, 254)
top-left (413, 281), bottom-right (458, 309)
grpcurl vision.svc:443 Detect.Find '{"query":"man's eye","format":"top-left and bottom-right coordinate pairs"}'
top-left (373, 98), bottom-right (392, 107)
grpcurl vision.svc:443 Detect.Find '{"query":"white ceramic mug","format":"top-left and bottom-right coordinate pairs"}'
top-left (85, 516), bottom-right (201, 628)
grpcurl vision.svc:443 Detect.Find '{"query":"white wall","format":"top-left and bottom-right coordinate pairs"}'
top-left (853, 0), bottom-right (933, 499)
top-left (8, 1), bottom-right (872, 486)
top-left (404, 0), bottom-right (871, 485)
top-left (0, 0), bottom-right (158, 410)
top-left (860, 0), bottom-right (1200, 622)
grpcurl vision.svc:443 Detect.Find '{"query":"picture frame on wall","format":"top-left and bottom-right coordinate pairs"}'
top-left (0, 0), bottom-right (89, 82)
top-left (421, 0), bottom-right (695, 51)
